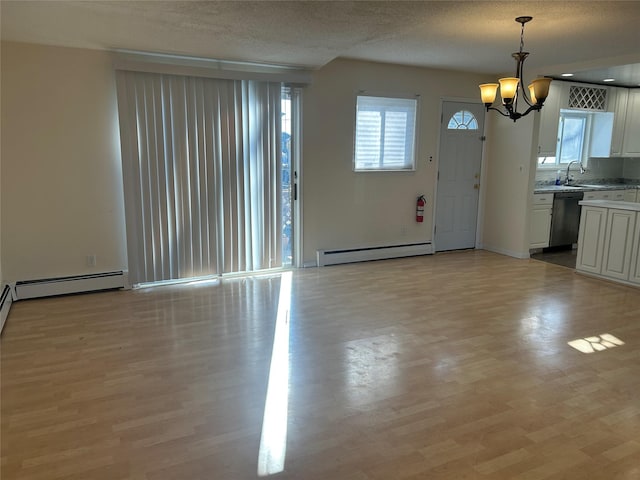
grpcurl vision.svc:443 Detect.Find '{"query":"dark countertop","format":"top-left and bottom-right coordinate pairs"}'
top-left (534, 184), bottom-right (640, 194)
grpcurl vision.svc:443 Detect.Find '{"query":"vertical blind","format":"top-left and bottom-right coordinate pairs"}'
top-left (116, 70), bottom-right (282, 285)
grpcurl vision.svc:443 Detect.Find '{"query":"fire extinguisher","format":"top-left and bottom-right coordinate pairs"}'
top-left (416, 195), bottom-right (426, 223)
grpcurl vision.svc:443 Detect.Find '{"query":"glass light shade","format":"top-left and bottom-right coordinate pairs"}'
top-left (531, 77), bottom-right (552, 103)
top-left (479, 83), bottom-right (499, 104)
top-left (499, 77), bottom-right (520, 101)
top-left (528, 84), bottom-right (537, 104)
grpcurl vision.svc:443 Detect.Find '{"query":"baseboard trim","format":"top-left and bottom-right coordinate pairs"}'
top-left (1, 284), bottom-right (13, 334)
top-left (15, 271), bottom-right (129, 300)
top-left (317, 242), bottom-right (433, 267)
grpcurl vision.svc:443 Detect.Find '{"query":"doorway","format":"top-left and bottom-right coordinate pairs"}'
top-left (435, 101), bottom-right (485, 251)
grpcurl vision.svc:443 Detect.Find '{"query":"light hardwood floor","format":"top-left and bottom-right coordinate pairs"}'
top-left (2, 250), bottom-right (640, 479)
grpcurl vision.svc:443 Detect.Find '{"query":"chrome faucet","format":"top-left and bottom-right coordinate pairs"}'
top-left (565, 161), bottom-right (585, 185)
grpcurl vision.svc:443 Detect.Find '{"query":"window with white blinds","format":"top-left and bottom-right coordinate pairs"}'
top-left (354, 95), bottom-right (418, 171)
top-left (115, 70), bottom-right (282, 285)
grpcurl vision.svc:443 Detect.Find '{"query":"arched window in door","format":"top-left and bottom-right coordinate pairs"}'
top-left (447, 110), bottom-right (479, 130)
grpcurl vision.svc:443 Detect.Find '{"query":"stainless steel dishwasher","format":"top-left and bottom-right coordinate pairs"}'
top-left (549, 191), bottom-right (584, 247)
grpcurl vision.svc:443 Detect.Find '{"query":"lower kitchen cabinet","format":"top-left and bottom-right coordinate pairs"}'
top-left (576, 206), bottom-right (608, 274)
top-left (601, 209), bottom-right (637, 281)
top-left (576, 200), bottom-right (640, 287)
top-left (624, 189), bottom-right (638, 202)
top-left (530, 194), bottom-right (553, 248)
top-left (630, 219), bottom-right (640, 285)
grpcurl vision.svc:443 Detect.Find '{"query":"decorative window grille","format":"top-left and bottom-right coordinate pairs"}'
top-left (447, 110), bottom-right (479, 130)
top-left (567, 86), bottom-right (607, 111)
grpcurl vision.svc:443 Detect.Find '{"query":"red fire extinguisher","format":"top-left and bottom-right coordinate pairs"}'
top-left (416, 195), bottom-right (426, 223)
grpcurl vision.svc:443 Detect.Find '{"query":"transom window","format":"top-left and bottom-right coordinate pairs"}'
top-left (447, 110), bottom-right (479, 130)
top-left (354, 95), bottom-right (418, 171)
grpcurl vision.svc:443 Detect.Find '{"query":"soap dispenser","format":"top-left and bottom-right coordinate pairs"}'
top-left (555, 170), bottom-right (561, 185)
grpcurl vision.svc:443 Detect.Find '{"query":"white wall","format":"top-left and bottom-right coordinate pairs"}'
top-left (301, 58), bottom-right (491, 265)
top-left (480, 112), bottom-right (538, 259)
top-left (1, 42), bottom-right (127, 282)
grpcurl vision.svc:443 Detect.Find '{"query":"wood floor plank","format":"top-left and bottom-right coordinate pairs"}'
top-left (2, 250), bottom-right (640, 479)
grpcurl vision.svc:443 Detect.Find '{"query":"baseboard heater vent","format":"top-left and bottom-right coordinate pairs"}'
top-left (15, 271), bottom-right (128, 300)
top-left (317, 242), bottom-right (433, 267)
top-left (1, 284), bottom-right (12, 334)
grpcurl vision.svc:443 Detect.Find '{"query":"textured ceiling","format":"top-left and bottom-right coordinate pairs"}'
top-left (2, 1), bottom-right (640, 85)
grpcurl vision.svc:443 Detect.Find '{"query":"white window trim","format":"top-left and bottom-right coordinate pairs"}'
top-left (352, 92), bottom-right (420, 172)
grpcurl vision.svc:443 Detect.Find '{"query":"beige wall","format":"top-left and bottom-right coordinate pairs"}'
top-left (1, 42), bottom-right (127, 282)
top-left (480, 112), bottom-right (538, 258)
top-left (301, 58), bottom-right (492, 265)
top-left (1, 41), bottom-right (531, 282)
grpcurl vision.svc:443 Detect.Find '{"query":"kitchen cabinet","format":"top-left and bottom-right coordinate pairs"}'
top-left (537, 82), bottom-right (618, 159)
top-left (609, 87), bottom-right (628, 156)
top-left (576, 205), bottom-right (608, 274)
top-left (530, 193), bottom-right (553, 248)
top-left (576, 200), bottom-right (640, 287)
top-left (583, 190), bottom-right (625, 201)
top-left (622, 89), bottom-right (640, 156)
top-left (624, 189), bottom-right (638, 202)
top-left (537, 82), bottom-right (565, 157)
top-left (601, 209), bottom-right (637, 281)
top-left (629, 219), bottom-right (640, 285)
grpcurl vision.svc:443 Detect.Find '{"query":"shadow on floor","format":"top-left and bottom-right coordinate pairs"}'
top-left (531, 247), bottom-right (577, 269)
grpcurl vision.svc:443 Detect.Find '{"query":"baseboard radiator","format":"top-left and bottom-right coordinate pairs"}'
top-left (317, 242), bottom-right (433, 267)
top-left (14, 271), bottom-right (129, 300)
top-left (1, 284), bottom-right (13, 334)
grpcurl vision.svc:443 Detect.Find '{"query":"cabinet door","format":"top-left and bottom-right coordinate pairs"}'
top-left (599, 190), bottom-right (614, 201)
top-left (576, 206), bottom-right (607, 274)
top-left (623, 189), bottom-right (638, 202)
top-left (530, 206), bottom-right (552, 248)
top-left (622, 90), bottom-right (640, 156)
top-left (629, 217), bottom-right (640, 285)
top-left (611, 190), bottom-right (626, 201)
top-left (609, 87), bottom-right (629, 157)
top-left (537, 82), bottom-right (564, 157)
top-left (601, 209), bottom-right (637, 281)
top-left (584, 190), bottom-right (612, 201)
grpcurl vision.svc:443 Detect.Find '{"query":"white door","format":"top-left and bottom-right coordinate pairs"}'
top-left (435, 101), bottom-right (485, 251)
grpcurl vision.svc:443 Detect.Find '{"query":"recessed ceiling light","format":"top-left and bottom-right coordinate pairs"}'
top-left (561, 73), bottom-right (574, 77)
top-left (603, 78), bottom-right (615, 82)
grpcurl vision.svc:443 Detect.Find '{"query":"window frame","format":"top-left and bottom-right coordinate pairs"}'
top-left (352, 93), bottom-right (420, 172)
top-left (537, 109), bottom-right (593, 168)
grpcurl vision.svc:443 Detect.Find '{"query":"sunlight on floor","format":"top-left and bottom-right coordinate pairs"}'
top-left (257, 271), bottom-right (292, 476)
top-left (568, 333), bottom-right (625, 353)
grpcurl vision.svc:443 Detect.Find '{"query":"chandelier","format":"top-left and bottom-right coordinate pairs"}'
top-left (479, 16), bottom-right (552, 122)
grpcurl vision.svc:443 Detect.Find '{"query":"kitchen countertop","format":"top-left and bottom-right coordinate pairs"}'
top-left (534, 184), bottom-right (640, 194)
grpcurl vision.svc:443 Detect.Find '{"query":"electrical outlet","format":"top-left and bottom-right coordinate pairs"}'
top-left (87, 254), bottom-right (97, 267)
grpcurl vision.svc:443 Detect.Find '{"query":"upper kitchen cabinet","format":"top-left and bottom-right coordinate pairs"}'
top-left (536, 82), bottom-right (640, 161)
top-left (609, 87), bottom-right (629, 156)
top-left (537, 82), bottom-right (566, 157)
top-left (621, 89), bottom-right (640, 156)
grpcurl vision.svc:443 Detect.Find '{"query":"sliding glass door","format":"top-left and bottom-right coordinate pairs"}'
top-left (116, 71), bottom-right (286, 285)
